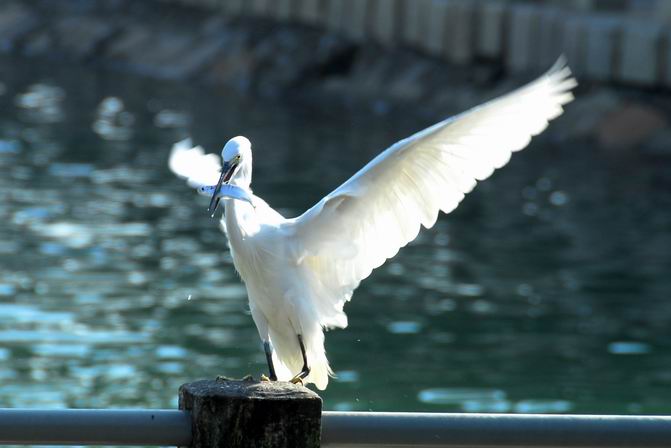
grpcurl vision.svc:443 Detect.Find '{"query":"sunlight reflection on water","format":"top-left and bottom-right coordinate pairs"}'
top-left (15, 83), bottom-right (65, 124)
top-left (0, 55), bottom-right (670, 413)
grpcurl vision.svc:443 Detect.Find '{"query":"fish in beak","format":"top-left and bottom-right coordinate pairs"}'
top-left (208, 160), bottom-right (238, 216)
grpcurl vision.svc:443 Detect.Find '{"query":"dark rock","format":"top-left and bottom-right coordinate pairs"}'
top-left (105, 24), bottom-right (153, 61)
top-left (54, 16), bottom-right (117, 60)
top-left (23, 16), bottom-right (118, 60)
top-left (387, 63), bottom-right (430, 102)
top-left (0, 3), bottom-right (40, 52)
top-left (21, 31), bottom-right (52, 57)
top-left (179, 378), bottom-right (322, 448)
top-left (597, 103), bottom-right (667, 150)
top-left (641, 128), bottom-right (671, 156)
top-left (204, 31), bottom-right (258, 91)
top-left (105, 24), bottom-right (221, 80)
top-left (553, 89), bottom-right (621, 141)
top-left (170, 36), bottom-right (227, 80)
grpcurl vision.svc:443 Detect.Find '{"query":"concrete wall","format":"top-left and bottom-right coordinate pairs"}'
top-left (166, 0), bottom-right (671, 89)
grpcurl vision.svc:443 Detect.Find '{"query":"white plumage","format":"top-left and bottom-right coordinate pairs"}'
top-left (169, 59), bottom-right (576, 390)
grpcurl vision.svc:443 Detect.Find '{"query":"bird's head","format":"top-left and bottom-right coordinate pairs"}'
top-left (208, 136), bottom-right (253, 214)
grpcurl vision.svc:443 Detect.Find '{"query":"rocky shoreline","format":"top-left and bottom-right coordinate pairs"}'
top-left (1, 0), bottom-right (670, 155)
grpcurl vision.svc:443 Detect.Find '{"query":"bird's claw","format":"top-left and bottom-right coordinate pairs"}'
top-left (260, 374), bottom-right (270, 382)
top-left (290, 376), bottom-right (304, 386)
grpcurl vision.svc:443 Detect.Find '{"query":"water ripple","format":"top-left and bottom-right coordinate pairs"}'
top-left (15, 83), bottom-right (66, 123)
top-left (1, 54), bottom-right (670, 414)
top-left (92, 97), bottom-right (134, 141)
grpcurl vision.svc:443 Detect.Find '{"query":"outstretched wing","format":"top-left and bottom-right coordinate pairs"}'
top-left (292, 59), bottom-right (576, 327)
top-left (168, 139), bottom-right (222, 188)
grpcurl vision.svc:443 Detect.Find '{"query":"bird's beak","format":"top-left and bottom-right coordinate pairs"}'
top-left (208, 161), bottom-right (238, 217)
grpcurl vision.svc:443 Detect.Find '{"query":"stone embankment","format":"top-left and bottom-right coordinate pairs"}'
top-left (0, 0), bottom-right (670, 155)
top-left (175, 0), bottom-right (671, 90)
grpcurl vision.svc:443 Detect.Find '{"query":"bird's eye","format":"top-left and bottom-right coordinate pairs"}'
top-left (235, 155), bottom-right (241, 162)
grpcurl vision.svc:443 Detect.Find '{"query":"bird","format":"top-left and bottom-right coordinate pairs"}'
top-left (169, 58), bottom-right (576, 390)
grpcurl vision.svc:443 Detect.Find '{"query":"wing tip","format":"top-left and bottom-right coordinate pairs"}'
top-left (171, 137), bottom-right (193, 152)
top-left (550, 54), bottom-right (568, 72)
top-left (547, 55), bottom-right (578, 89)
top-left (168, 137), bottom-right (193, 175)
top-left (168, 137), bottom-right (222, 187)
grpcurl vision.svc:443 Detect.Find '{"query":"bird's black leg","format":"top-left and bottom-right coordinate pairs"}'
top-left (264, 341), bottom-right (278, 381)
top-left (290, 334), bottom-right (310, 385)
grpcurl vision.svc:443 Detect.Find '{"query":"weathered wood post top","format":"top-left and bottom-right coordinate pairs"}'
top-left (179, 378), bottom-right (322, 448)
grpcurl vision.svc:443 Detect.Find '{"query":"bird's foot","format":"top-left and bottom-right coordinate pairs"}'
top-left (260, 374), bottom-right (270, 382)
top-left (290, 377), bottom-right (304, 386)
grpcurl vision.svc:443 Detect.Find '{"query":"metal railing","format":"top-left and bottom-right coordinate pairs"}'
top-left (0, 409), bottom-right (190, 446)
top-left (1, 409), bottom-right (671, 447)
top-left (321, 412), bottom-right (671, 447)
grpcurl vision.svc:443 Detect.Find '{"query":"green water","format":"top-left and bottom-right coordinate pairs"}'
top-left (1, 56), bottom-right (670, 414)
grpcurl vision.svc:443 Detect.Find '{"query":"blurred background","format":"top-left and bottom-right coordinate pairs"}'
top-left (0, 0), bottom-right (670, 414)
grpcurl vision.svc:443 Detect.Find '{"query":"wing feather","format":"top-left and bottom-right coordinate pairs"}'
top-left (168, 139), bottom-right (222, 188)
top-left (291, 58), bottom-right (576, 328)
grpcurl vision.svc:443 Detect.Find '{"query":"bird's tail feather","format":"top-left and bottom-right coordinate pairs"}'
top-left (303, 326), bottom-right (332, 390)
top-left (269, 323), bottom-right (332, 390)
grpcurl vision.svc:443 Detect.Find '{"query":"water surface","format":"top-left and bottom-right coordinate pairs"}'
top-left (1, 55), bottom-right (670, 414)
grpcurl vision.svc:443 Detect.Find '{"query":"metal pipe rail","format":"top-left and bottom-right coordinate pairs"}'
top-left (0, 409), bottom-right (191, 446)
top-left (321, 412), bottom-right (671, 447)
top-left (1, 409), bottom-right (671, 447)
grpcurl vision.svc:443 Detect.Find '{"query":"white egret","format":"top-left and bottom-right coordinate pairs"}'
top-left (169, 59), bottom-right (576, 390)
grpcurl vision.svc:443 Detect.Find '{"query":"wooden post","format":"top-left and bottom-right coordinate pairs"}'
top-left (179, 378), bottom-right (322, 448)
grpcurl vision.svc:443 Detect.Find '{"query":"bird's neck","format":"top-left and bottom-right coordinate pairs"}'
top-left (229, 178), bottom-right (251, 189)
top-left (230, 160), bottom-right (252, 189)
top-left (223, 160), bottom-right (256, 241)
top-left (224, 197), bottom-right (259, 239)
